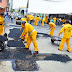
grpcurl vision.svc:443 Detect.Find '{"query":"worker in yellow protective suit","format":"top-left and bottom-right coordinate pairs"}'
top-left (53, 17), bottom-right (57, 24)
top-left (42, 17), bottom-right (45, 27)
top-left (20, 17), bottom-right (28, 42)
top-left (45, 16), bottom-right (48, 24)
top-left (0, 13), bottom-right (5, 35)
top-left (49, 22), bottom-right (56, 36)
top-left (20, 21), bottom-right (39, 54)
top-left (58, 21), bottom-right (72, 52)
top-left (34, 16), bottom-right (37, 25)
top-left (28, 15), bottom-right (34, 24)
top-left (34, 16), bottom-right (40, 26)
top-left (36, 16), bottom-right (40, 26)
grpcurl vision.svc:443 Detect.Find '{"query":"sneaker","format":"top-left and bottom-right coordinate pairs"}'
top-left (33, 51), bottom-right (38, 54)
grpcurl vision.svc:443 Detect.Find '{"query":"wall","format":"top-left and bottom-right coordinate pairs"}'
top-left (0, 0), bottom-right (7, 7)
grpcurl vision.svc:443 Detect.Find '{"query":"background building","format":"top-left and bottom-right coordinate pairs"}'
top-left (0, 0), bottom-right (7, 13)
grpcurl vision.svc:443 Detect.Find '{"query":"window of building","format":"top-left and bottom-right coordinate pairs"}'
top-left (0, 0), bottom-right (2, 3)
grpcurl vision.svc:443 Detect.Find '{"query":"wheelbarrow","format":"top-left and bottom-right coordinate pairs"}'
top-left (0, 34), bottom-right (8, 51)
top-left (50, 36), bottom-right (62, 46)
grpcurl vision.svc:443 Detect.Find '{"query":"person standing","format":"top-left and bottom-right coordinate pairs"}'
top-left (45, 16), bottom-right (48, 24)
top-left (59, 17), bottom-right (62, 25)
top-left (0, 13), bottom-right (5, 35)
top-left (20, 21), bottom-right (39, 54)
top-left (34, 16), bottom-right (37, 25)
top-left (53, 17), bottom-right (57, 24)
top-left (42, 17), bottom-right (45, 27)
top-left (11, 13), bottom-right (14, 22)
top-left (6, 11), bottom-right (9, 20)
top-left (58, 21), bottom-right (72, 52)
top-left (38, 16), bottom-right (42, 25)
top-left (34, 16), bottom-right (40, 26)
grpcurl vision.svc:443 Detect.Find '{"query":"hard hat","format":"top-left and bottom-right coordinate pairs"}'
top-left (22, 21), bottom-right (26, 24)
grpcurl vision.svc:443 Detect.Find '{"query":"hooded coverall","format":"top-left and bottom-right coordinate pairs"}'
top-left (34, 16), bottom-right (40, 26)
top-left (28, 15), bottom-right (34, 24)
top-left (21, 23), bottom-right (39, 51)
top-left (34, 16), bottom-right (37, 25)
top-left (36, 17), bottom-right (40, 26)
top-left (45, 16), bottom-right (48, 24)
top-left (20, 18), bottom-right (28, 42)
top-left (0, 16), bottom-right (4, 35)
top-left (59, 24), bottom-right (72, 52)
top-left (42, 18), bottom-right (45, 26)
top-left (49, 22), bottom-right (56, 36)
top-left (53, 17), bottom-right (57, 24)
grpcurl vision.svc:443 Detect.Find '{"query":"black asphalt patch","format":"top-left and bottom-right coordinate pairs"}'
top-left (8, 28), bottom-right (24, 47)
top-left (0, 48), bottom-right (72, 71)
top-left (44, 54), bottom-right (72, 63)
top-left (8, 28), bottom-right (23, 38)
top-left (7, 41), bottom-right (25, 47)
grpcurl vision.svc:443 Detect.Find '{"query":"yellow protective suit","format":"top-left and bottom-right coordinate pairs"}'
top-left (21, 18), bottom-right (28, 42)
top-left (45, 16), bottom-right (48, 24)
top-left (42, 18), bottom-right (45, 26)
top-left (59, 24), bottom-right (72, 52)
top-left (34, 16), bottom-right (37, 25)
top-left (28, 15), bottom-right (34, 23)
top-left (36, 17), bottom-right (40, 26)
top-left (0, 16), bottom-right (4, 35)
top-left (53, 17), bottom-right (57, 24)
top-left (21, 23), bottom-right (39, 51)
top-left (49, 22), bottom-right (56, 36)
top-left (34, 16), bottom-right (40, 26)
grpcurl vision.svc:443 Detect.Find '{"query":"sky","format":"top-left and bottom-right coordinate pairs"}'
top-left (13, 0), bottom-right (27, 9)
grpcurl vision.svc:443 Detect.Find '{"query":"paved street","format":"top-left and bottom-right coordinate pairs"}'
top-left (0, 20), bottom-right (72, 72)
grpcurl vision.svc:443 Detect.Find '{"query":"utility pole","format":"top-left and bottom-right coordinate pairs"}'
top-left (26, 0), bottom-right (29, 14)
